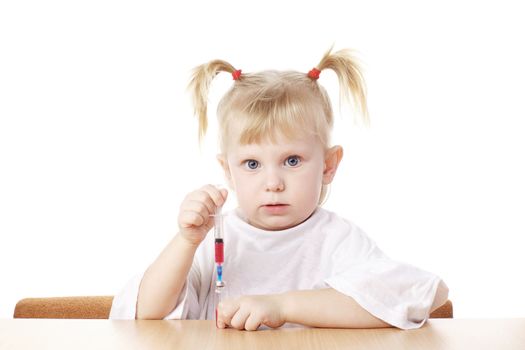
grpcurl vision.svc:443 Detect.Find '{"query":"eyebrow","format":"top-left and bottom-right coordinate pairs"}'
top-left (235, 146), bottom-right (312, 160)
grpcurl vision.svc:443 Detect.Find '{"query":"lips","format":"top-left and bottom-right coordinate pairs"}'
top-left (261, 203), bottom-right (289, 214)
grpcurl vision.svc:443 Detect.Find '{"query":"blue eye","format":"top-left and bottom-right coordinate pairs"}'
top-left (285, 156), bottom-right (301, 167)
top-left (244, 159), bottom-right (260, 170)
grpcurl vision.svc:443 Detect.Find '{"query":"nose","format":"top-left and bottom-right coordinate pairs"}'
top-left (265, 168), bottom-right (285, 192)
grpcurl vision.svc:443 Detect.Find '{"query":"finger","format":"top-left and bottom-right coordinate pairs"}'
top-left (244, 313), bottom-right (262, 331)
top-left (219, 188), bottom-right (228, 202)
top-left (185, 191), bottom-right (215, 215)
top-left (216, 308), bottom-right (226, 329)
top-left (229, 307), bottom-right (251, 330)
top-left (201, 184), bottom-right (228, 210)
top-left (216, 319), bottom-right (226, 329)
top-left (178, 210), bottom-right (205, 228)
top-left (217, 300), bottom-right (239, 328)
top-left (183, 200), bottom-right (212, 220)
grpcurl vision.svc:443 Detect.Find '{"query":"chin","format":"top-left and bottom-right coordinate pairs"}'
top-left (257, 216), bottom-right (300, 231)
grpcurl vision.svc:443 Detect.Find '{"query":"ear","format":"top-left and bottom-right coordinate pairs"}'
top-left (217, 154), bottom-right (234, 189)
top-left (322, 146), bottom-right (343, 185)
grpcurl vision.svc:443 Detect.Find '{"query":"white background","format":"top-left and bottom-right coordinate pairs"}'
top-left (1, 0), bottom-right (524, 319)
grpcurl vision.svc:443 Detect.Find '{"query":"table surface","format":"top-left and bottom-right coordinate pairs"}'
top-left (1, 318), bottom-right (524, 350)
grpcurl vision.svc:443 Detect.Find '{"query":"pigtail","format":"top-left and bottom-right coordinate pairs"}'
top-left (315, 47), bottom-right (369, 125)
top-left (188, 60), bottom-right (237, 142)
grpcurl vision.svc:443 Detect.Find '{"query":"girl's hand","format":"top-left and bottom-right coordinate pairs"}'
top-left (216, 295), bottom-right (286, 331)
top-left (178, 184), bottom-right (228, 246)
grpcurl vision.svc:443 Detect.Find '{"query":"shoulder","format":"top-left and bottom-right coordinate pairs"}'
top-left (313, 207), bottom-right (365, 237)
top-left (314, 208), bottom-right (381, 258)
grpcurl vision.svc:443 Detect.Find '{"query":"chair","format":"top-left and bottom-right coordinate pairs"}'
top-left (13, 296), bottom-right (454, 319)
top-left (14, 296), bottom-right (114, 319)
top-left (429, 299), bottom-right (453, 318)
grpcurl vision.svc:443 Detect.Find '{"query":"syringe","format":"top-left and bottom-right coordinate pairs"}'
top-left (212, 207), bottom-right (225, 326)
top-left (213, 207), bottom-right (225, 289)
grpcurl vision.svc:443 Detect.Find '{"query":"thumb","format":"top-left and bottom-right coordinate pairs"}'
top-left (219, 188), bottom-right (228, 202)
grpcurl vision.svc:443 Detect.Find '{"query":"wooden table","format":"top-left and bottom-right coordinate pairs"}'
top-left (1, 318), bottom-right (524, 349)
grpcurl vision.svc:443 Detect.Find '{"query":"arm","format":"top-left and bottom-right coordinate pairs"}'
top-left (136, 234), bottom-right (198, 319)
top-left (281, 288), bottom-right (391, 328)
top-left (217, 288), bottom-right (391, 330)
top-left (136, 185), bottom-right (228, 320)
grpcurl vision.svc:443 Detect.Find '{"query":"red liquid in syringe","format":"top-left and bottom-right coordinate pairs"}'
top-left (215, 238), bottom-right (224, 263)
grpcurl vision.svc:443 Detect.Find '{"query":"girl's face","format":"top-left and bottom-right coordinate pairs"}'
top-left (218, 133), bottom-right (342, 231)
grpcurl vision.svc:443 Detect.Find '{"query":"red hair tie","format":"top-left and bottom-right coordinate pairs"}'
top-left (232, 69), bottom-right (242, 80)
top-left (308, 68), bottom-right (321, 80)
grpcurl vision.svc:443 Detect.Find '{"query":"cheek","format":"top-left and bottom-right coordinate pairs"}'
top-left (292, 169), bottom-right (324, 197)
top-left (229, 170), bottom-right (247, 189)
top-left (304, 163), bottom-right (325, 185)
top-left (229, 171), bottom-right (254, 199)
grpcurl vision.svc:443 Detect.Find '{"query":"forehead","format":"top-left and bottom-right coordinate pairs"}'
top-left (229, 132), bottom-right (324, 157)
top-left (223, 109), bottom-right (326, 147)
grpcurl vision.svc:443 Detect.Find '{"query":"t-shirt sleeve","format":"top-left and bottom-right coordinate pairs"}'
top-left (109, 269), bottom-right (145, 320)
top-left (324, 225), bottom-right (449, 330)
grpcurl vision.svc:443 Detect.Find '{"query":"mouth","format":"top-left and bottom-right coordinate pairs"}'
top-left (261, 203), bottom-right (290, 214)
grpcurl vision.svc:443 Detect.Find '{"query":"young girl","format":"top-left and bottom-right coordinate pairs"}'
top-left (110, 48), bottom-right (449, 330)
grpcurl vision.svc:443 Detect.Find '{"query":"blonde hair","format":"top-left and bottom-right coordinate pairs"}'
top-left (188, 47), bottom-right (368, 203)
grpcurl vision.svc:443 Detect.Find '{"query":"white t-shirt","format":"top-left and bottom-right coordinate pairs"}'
top-left (110, 207), bottom-right (448, 329)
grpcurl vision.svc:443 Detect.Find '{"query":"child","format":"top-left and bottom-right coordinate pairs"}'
top-left (109, 47), bottom-right (449, 330)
